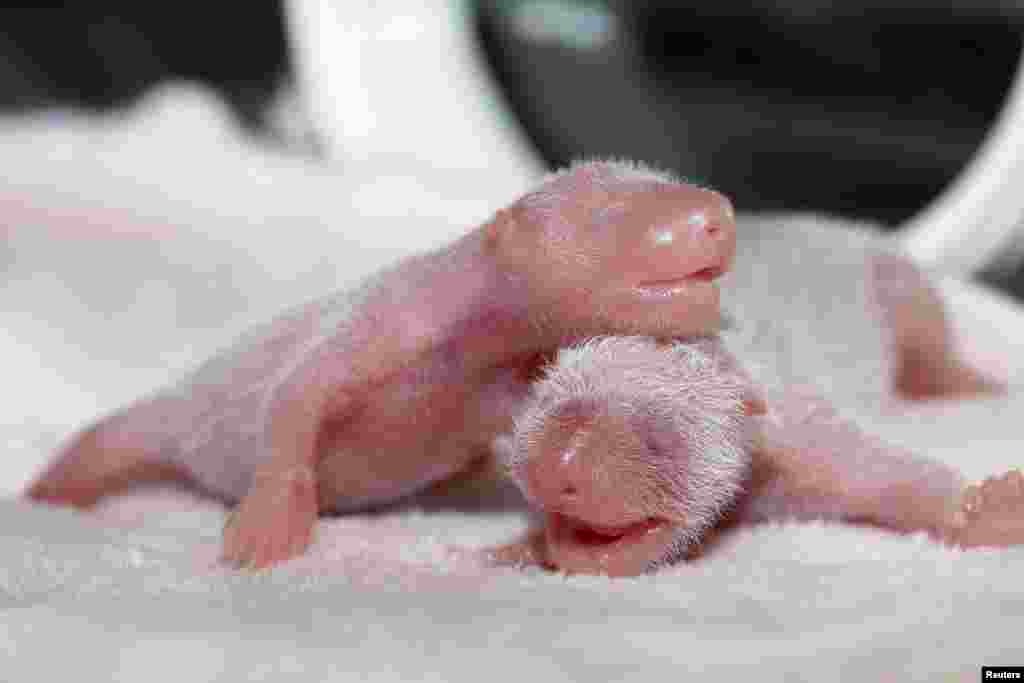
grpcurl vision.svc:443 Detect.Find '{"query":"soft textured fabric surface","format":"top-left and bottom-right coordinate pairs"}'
top-left (3, 86), bottom-right (1023, 681)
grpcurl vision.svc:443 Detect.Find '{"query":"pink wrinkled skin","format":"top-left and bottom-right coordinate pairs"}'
top-left (26, 160), bottom-right (736, 570)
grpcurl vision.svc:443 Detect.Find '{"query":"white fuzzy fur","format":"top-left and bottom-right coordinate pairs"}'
top-left (517, 158), bottom-right (683, 214)
top-left (539, 158), bottom-right (682, 187)
top-left (507, 336), bottom-right (754, 558)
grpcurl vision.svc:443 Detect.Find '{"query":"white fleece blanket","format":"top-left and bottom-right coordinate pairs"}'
top-left (3, 87), bottom-right (1023, 681)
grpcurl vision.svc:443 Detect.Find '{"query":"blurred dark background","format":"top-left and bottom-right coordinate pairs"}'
top-left (2, 1), bottom-right (1023, 294)
top-left (0, 4), bottom-right (291, 129)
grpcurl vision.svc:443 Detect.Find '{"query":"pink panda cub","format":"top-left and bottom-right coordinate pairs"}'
top-left (493, 336), bottom-right (1024, 576)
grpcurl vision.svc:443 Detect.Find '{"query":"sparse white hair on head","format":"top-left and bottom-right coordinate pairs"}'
top-left (541, 158), bottom-right (683, 187)
top-left (517, 159), bottom-right (688, 213)
top-left (507, 336), bottom-right (755, 561)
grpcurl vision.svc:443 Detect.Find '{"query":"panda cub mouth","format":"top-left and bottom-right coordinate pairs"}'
top-left (550, 513), bottom-right (669, 548)
top-left (634, 267), bottom-right (722, 298)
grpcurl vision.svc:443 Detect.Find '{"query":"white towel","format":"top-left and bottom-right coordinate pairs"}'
top-left (2, 85), bottom-right (1022, 682)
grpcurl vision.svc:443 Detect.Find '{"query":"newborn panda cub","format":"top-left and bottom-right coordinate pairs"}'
top-left (27, 160), bottom-right (736, 570)
top-left (494, 336), bottom-right (1024, 577)
top-left (498, 336), bottom-right (761, 576)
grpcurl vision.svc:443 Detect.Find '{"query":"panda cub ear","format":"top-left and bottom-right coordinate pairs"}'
top-left (485, 208), bottom-right (516, 248)
top-left (743, 384), bottom-right (768, 416)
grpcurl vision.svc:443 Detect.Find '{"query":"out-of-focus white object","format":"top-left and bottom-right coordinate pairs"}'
top-left (286, 0), bottom-right (1024, 277)
top-left (284, 0), bottom-right (542, 192)
top-left (896, 52), bottom-right (1024, 276)
top-left (940, 276), bottom-right (1024, 386)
